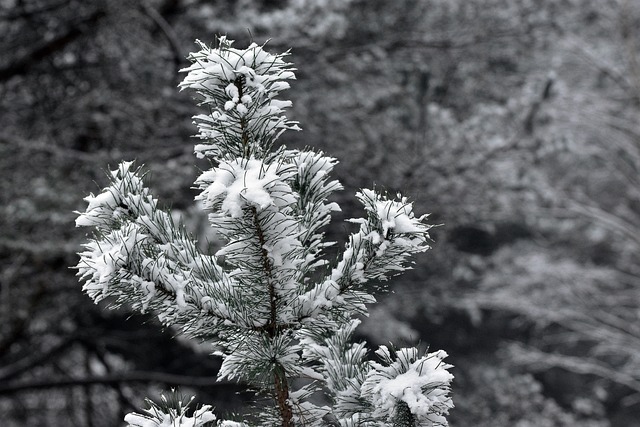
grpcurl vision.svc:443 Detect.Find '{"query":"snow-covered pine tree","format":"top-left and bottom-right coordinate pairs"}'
top-left (75, 37), bottom-right (453, 427)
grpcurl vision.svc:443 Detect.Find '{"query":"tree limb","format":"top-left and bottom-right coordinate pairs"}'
top-left (0, 9), bottom-right (105, 81)
top-left (0, 371), bottom-right (239, 395)
top-left (0, 0), bottom-right (70, 20)
top-left (509, 343), bottom-right (640, 394)
top-left (0, 338), bottom-right (77, 382)
top-left (140, 0), bottom-right (183, 73)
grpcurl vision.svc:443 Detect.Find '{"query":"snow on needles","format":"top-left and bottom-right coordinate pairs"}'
top-left (354, 188), bottom-right (429, 237)
top-left (361, 347), bottom-right (454, 426)
top-left (179, 36), bottom-right (299, 160)
top-left (75, 161), bottom-right (139, 228)
top-left (75, 37), bottom-right (452, 427)
top-left (195, 157), bottom-right (296, 218)
top-left (124, 393), bottom-right (218, 427)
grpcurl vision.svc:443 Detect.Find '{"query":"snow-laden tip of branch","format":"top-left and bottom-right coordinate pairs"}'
top-left (361, 347), bottom-right (454, 427)
top-left (179, 36), bottom-right (299, 160)
top-left (124, 392), bottom-right (217, 427)
top-left (75, 161), bottom-right (143, 229)
top-left (337, 189), bottom-right (433, 285)
top-left (179, 36), bottom-right (295, 90)
top-left (351, 188), bottom-right (432, 239)
top-left (295, 189), bottom-right (432, 321)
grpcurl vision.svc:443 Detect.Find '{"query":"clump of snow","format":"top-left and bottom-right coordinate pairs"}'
top-left (218, 422), bottom-right (247, 427)
top-left (124, 394), bottom-right (216, 427)
top-left (195, 158), bottom-right (296, 218)
top-left (361, 346), bottom-right (454, 426)
top-left (77, 223), bottom-right (146, 299)
top-left (179, 36), bottom-right (294, 92)
top-left (75, 161), bottom-right (141, 227)
top-left (357, 189), bottom-right (428, 237)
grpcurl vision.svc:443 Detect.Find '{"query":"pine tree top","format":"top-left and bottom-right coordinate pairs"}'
top-left (75, 36), bottom-right (453, 427)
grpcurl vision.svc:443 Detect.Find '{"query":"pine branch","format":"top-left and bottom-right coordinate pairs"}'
top-left (295, 190), bottom-right (432, 324)
top-left (76, 37), bottom-right (453, 427)
top-left (76, 162), bottom-right (241, 336)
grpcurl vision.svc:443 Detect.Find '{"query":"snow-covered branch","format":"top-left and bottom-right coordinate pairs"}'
top-left (75, 37), bottom-right (451, 427)
top-left (124, 392), bottom-right (218, 427)
top-left (295, 189), bottom-right (433, 323)
top-left (76, 162), bottom-right (242, 336)
top-left (179, 36), bottom-right (300, 161)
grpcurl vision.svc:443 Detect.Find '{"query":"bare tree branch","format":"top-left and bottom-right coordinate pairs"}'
top-left (0, 371), bottom-right (239, 395)
top-left (0, 0), bottom-right (70, 20)
top-left (509, 343), bottom-right (640, 394)
top-left (566, 201), bottom-right (640, 247)
top-left (140, 0), bottom-right (183, 73)
top-left (0, 338), bottom-right (77, 382)
top-left (0, 133), bottom-right (191, 164)
top-left (0, 9), bottom-right (105, 81)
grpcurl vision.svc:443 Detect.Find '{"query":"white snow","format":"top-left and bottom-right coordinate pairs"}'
top-left (359, 188), bottom-right (427, 236)
top-left (179, 37), bottom-right (300, 162)
top-left (236, 103), bottom-right (248, 115)
top-left (196, 158), bottom-right (296, 218)
top-left (218, 422), bottom-right (246, 427)
top-left (124, 403), bottom-right (216, 427)
top-left (225, 83), bottom-right (239, 99)
top-left (361, 347), bottom-right (454, 426)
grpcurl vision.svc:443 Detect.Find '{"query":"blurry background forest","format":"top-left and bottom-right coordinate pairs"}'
top-left (1, 0), bottom-right (640, 426)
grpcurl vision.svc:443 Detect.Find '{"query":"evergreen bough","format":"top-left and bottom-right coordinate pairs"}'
top-left (75, 37), bottom-right (453, 427)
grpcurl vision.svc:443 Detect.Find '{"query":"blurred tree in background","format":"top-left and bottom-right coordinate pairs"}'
top-left (0, 0), bottom-right (638, 426)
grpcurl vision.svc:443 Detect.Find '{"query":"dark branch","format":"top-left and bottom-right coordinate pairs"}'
top-left (140, 0), bottom-right (183, 73)
top-left (0, 371), bottom-right (239, 395)
top-left (0, 338), bottom-right (77, 382)
top-left (0, 0), bottom-right (70, 20)
top-left (0, 9), bottom-right (106, 81)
